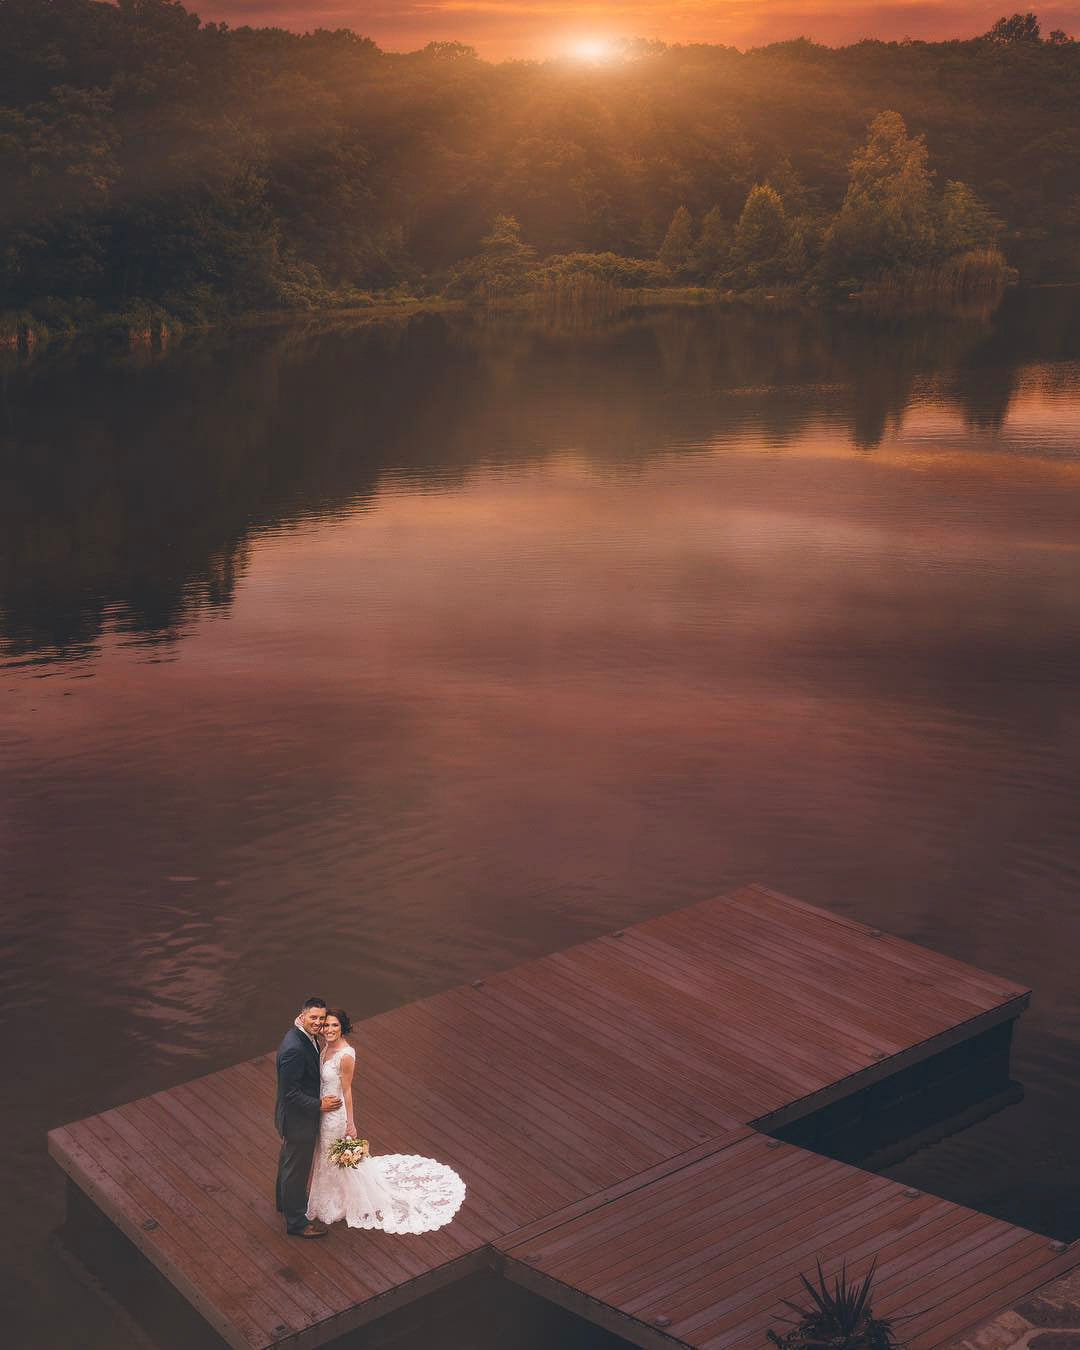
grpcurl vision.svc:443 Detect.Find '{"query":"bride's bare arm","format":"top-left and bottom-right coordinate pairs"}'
top-left (340, 1049), bottom-right (356, 1135)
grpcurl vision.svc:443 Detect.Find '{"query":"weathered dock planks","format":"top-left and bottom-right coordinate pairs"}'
top-left (497, 1129), bottom-right (1077, 1350)
top-left (48, 885), bottom-right (1074, 1350)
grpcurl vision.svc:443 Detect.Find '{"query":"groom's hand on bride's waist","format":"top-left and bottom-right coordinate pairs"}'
top-left (320, 1095), bottom-right (342, 1112)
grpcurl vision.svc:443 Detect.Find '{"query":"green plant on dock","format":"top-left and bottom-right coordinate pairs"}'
top-left (766, 1258), bottom-right (902, 1350)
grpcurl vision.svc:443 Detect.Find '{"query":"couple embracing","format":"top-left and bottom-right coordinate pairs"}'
top-left (275, 996), bottom-right (465, 1239)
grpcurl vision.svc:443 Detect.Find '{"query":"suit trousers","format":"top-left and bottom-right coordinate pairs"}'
top-left (276, 1133), bottom-right (317, 1233)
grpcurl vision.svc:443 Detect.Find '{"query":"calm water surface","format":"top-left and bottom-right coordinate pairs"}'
top-left (2, 292), bottom-right (1080, 1345)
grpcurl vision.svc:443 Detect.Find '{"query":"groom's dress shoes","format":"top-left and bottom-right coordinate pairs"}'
top-left (289, 1223), bottom-right (328, 1239)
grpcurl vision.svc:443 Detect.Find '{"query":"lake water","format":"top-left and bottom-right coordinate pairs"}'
top-left (2, 291), bottom-right (1079, 1346)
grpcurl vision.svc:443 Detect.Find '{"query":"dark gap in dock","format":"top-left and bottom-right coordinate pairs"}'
top-left (758, 1020), bottom-right (1023, 1167)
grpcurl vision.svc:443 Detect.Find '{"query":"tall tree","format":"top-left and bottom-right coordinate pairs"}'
top-left (658, 206), bottom-right (695, 276)
top-left (939, 181), bottom-right (1003, 254)
top-left (729, 185), bottom-right (805, 286)
top-left (821, 110), bottom-right (936, 282)
top-left (445, 214), bottom-right (537, 297)
top-left (692, 205), bottom-right (732, 282)
top-left (984, 13), bottom-right (1042, 43)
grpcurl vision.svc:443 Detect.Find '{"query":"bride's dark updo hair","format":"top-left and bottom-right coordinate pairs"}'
top-left (328, 1008), bottom-right (352, 1035)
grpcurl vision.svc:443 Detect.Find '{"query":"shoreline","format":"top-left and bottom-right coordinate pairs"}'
top-left (3, 274), bottom-right (1060, 358)
top-left (0, 288), bottom-right (751, 352)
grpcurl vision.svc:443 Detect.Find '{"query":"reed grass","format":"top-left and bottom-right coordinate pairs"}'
top-left (853, 248), bottom-right (1012, 316)
top-left (484, 272), bottom-right (628, 327)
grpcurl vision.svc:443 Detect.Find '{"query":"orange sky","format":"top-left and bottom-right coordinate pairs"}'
top-left (198, 1), bottom-right (1080, 59)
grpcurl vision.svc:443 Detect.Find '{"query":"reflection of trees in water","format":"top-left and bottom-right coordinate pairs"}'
top-left (0, 317), bottom-right (479, 659)
top-left (1, 293), bottom-right (1073, 658)
top-left (816, 312), bottom-right (1004, 449)
top-left (0, 328), bottom-right (364, 659)
top-left (941, 286), bottom-right (1080, 431)
top-left (950, 363), bottom-right (1017, 431)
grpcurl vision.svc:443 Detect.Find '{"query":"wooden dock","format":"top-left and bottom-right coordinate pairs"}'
top-left (49, 885), bottom-right (1077, 1350)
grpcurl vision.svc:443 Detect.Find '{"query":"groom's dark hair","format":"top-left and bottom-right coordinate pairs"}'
top-left (301, 995), bottom-right (328, 1010)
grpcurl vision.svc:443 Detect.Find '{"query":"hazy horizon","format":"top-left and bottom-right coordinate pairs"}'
top-left (196, 1), bottom-right (1080, 59)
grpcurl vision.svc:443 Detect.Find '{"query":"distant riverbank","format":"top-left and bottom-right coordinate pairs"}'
top-left (2, 273), bottom-right (1021, 357)
top-left (0, 294), bottom-right (458, 354)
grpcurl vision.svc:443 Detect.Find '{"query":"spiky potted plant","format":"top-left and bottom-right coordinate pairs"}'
top-left (766, 1258), bottom-right (903, 1350)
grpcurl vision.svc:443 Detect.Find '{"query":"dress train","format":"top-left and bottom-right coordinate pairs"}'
top-left (306, 1045), bottom-right (465, 1234)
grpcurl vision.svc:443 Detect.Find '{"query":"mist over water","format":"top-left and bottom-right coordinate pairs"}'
top-left (2, 290), bottom-right (1079, 1345)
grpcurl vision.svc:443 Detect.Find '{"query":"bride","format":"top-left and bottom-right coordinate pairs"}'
top-left (306, 1009), bottom-right (465, 1234)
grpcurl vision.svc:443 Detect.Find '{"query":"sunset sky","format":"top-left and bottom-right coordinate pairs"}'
top-left (199, 1), bottom-right (1080, 59)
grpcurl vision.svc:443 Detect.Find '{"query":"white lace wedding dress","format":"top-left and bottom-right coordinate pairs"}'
top-left (306, 1044), bottom-right (465, 1234)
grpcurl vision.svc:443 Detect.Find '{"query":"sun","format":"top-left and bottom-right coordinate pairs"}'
top-left (568, 37), bottom-right (616, 63)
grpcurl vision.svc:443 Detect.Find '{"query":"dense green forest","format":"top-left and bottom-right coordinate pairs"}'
top-left (1, 0), bottom-right (1078, 329)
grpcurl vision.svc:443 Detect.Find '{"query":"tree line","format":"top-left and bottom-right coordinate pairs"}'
top-left (1, 1), bottom-right (1077, 327)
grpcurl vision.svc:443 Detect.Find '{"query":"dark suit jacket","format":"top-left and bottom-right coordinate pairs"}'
top-left (275, 1026), bottom-right (322, 1142)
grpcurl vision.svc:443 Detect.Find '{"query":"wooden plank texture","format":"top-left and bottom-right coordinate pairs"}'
top-left (49, 885), bottom-right (1060, 1350)
top-left (498, 1134), bottom-right (1078, 1350)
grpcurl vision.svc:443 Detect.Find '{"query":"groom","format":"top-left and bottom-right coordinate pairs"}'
top-left (275, 996), bottom-right (341, 1237)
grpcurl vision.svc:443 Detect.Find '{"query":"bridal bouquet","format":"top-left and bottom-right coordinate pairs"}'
top-left (329, 1135), bottom-right (370, 1168)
